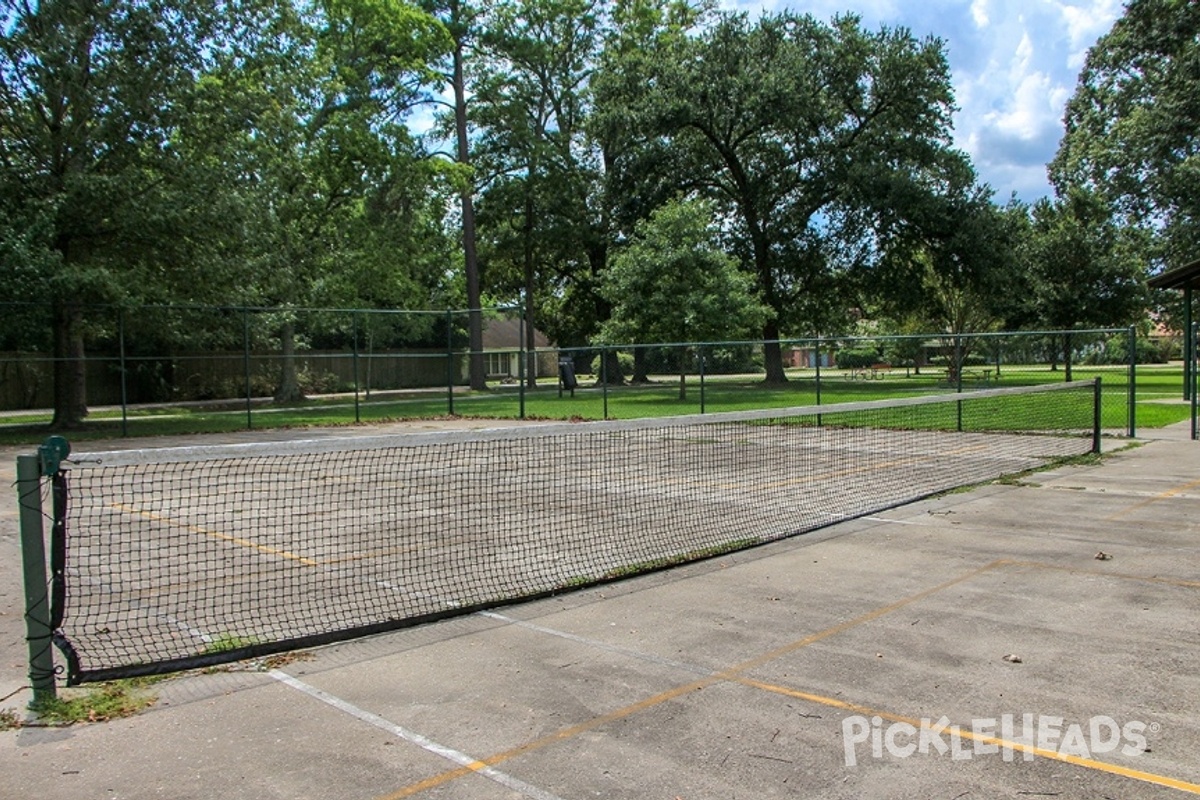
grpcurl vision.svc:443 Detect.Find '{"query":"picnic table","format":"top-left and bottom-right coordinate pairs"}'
top-left (844, 363), bottom-right (892, 381)
top-left (943, 366), bottom-right (996, 387)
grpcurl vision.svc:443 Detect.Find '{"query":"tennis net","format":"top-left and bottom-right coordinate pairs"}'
top-left (45, 380), bottom-right (1099, 684)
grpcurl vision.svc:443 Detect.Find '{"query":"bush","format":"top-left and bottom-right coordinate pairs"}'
top-left (589, 351), bottom-right (634, 377)
top-left (835, 347), bottom-right (880, 370)
top-left (702, 345), bottom-right (762, 374)
top-left (929, 353), bottom-right (988, 368)
top-left (1081, 334), bottom-right (1171, 365)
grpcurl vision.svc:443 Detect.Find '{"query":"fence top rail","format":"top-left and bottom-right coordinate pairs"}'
top-left (0, 302), bottom-right (518, 317)
top-left (555, 328), bottom-right (1133, 353)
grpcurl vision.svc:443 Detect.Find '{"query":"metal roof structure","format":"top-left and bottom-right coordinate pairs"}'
top-left (1148, 259), bottom-right (1200, 290)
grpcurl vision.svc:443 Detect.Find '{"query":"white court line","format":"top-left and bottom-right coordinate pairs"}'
top-left (268, 670), bottom-right (565, 800)
top-left (477, 611), bottom-right (714, 677)
top-left (863, 516), bottom-right (922, 526)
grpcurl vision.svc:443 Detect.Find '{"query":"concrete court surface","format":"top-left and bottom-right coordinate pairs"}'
top-left (1, 421), bottom-right (1198, 799)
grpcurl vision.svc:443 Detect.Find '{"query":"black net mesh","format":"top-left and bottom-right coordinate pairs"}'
top-left (55, 382), bottom-right (1098, 683)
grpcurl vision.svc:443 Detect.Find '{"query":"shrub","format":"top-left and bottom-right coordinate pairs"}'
top-left (1081, 334), bottom-right (1170, 365)
top-left (835, 347), bottom-right (880, 370)
top-left (589, 351), bottom-right (634, 377)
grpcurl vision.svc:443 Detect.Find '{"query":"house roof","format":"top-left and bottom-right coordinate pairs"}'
top-left (1148, 258), bottom-right (1200, 291)
top-left (480, 317), bottom-right (553, 349)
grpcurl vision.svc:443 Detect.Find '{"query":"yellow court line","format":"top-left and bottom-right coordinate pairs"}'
top-left (112, 503), bottom-right (320, 566)
top-left (378, 677), bottom-right (716, 799)
top-left (735, 677), bottom-right (1200, 796)
top-left (377, 556), bottom-right (1199, 798)
top-left (1105, 476), bottom-right (1200, 520)
top-left (1002, 558), bottom-right (1200, 589)
top-left (374, 560), bottom-right (1008, 799)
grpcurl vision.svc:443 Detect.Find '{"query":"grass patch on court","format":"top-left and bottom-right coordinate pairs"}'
top-left (939, 445), bottom-right (1131, 497)
top-left (202, 634), bottom-right (262, 655)
top-left (25, 678), bottom-right (161, 726)
top-left (601, 538), bottom-right (762, 580)
top-left (0, 707), bottom-right (21, 731)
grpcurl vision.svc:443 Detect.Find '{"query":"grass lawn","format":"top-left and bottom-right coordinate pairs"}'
top-left (0, 363), bottom-right (1191, 445)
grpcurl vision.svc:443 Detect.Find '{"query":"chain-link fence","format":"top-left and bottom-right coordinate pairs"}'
top-left (550, 328), bottom-right (1143, 435)
top-left (0, 303), bottom-right (529, 433)
top-left (0, 307), bottom-right (1160, 437)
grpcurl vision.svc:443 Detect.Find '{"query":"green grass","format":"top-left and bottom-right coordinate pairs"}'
top-left (201, 634), bottom-right (262, 655)
top-left (600, 538), bottom-right (764, 580)
top-left (23, 677), bottom-right (161, 726)
top-left (0, 363), bottom-right (1192, 445)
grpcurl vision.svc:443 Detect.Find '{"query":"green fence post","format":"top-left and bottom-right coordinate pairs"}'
top-left (1127, 325), bottom-right (1136, 438)
top-left (17, 454), bottom-right (57, 704)
top-left (352, 311), bottom-right (361, 424)
top-left (518, 303), bottom-right (526, 420)
top-left (446, 309), bottom-right (455, 416)
top-left (699, 346), bottom-right (706, 414)
top-left (814, 337), bottom-right (822, 406)
top-left (243, 307), bottom-right (253, 430)
top-left (1186, 287), bottom-right (1194, 401)
top-left (602, 348), bottom-right (609, 420)
top-left (955, 334), bottom-right (964, 432)
top-left (1094, 377), bottom-right (1103, 453)
top-left (118, 307), bottom-right (129, 437)
top-left (1185, 321), bottom-right (1195, 441)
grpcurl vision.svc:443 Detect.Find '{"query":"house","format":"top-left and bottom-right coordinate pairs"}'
top-left (480, 318), bottom-right (557, 379)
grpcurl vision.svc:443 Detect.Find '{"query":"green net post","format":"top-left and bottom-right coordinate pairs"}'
top-left (1094, 377), bottom-right (1103, 454)
top-left (17, 453), bottom-right (57, 704)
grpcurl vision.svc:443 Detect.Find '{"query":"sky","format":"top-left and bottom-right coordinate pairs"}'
top-left (725, 0), bottom-right (1126, 202)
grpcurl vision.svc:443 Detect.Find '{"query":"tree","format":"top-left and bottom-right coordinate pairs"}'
top-left (1020, 188), bottom-right (1147, 380)
top-left (213, 0), bottom-right (450, 401)
top-left (597, 197), bottom-right (767, 399)
top-left (471, 0), bottom-right (603, 387)
top-left (621, 12), bottom-right (957, 383)
top-left (419, 0), bottom-right (490, 389)
top-left (0, 0), bottom-right (232, 426)
top-left (1050, 0), bottom-right (1200, 267)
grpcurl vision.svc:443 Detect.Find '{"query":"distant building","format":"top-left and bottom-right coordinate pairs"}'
top-left (480, 318), bottom-right (557, 380)
top-left (784, 346), bottom-right (833, 369)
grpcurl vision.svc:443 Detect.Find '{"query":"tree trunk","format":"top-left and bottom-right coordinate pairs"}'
top-left (599, 350), bottom-right (624, 385)
top-left (51, 302), bottom-right (88, 429)
top-left (1062, 333), bottom-right (1073, 382)
top-left (632, 348), bottom-right (649, 384)
top-left (451, 25), bottom-right (486, 391)
top-left (677, 348), bottom-right (688, 401)
top-left (274, 320), bottom-right (303, 403)
top-left (762, 320), bottom-right (788, 384)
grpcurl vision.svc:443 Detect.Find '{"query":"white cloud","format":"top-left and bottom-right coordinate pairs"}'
top-left (1059, 0), bottom-right (1123, 68)
top-left (970, 0), bottom-right (990, 28)
top-left (723, 0), bottom-right (1125, 200)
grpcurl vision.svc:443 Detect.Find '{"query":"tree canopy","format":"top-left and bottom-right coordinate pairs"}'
top-left (0, 0), bottom-right (1169, 425)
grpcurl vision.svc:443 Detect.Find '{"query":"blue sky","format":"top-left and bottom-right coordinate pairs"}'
top-left (726, 0), bottom-right (1125, 202)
